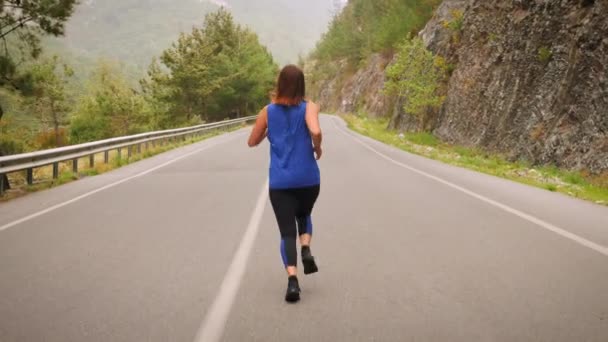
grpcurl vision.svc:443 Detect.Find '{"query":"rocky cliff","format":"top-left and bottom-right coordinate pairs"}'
top-left (306, 53), bottom-right (393, 117)
top-left (310, 0), bottom-right (608, 173)
top-left (430, 0), bottom-right (608, 173)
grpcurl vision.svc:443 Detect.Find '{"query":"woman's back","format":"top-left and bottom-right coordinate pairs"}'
top-left (248, 64), bottom-right (322, 302)
top-left (267, 102), bottom-right (320, 190)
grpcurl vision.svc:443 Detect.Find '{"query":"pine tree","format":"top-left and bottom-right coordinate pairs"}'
top-left (142, 8), bottom-right (277, 127)
top-left (0, 0), bottom-right (77, 189)
top-left (27, 56), bottom-right (74, 147)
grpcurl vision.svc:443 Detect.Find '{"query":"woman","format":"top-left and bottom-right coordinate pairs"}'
top-left (248, 64), bottom-right (322, 303)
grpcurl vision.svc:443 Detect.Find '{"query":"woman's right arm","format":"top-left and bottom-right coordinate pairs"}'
top-left (248, 106), bottom-right (268, 147)
top-left (306, 101), bottom-right (323, 160)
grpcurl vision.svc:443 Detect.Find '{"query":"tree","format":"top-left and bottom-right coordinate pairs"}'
top-left (139, 58), bottom-right (173, 129)
top-left (70, 61), bottom-right (150, 143)
top-left (0, 0), bottom-right (78, 112)
top-left (27, 56), bottom-right (73, 147)
top-left (311, 0), bottom-right (441, 66)
top-left (142, 8), bottom-right (277, 127)
top-left (205, 24), bottom-right (276, 119)
top-left (151, 29), bottom-right (218, 125)
top-left (384, 36), bottom-right (447, 127)
top-left (0, 0), bottom-right (77, 190)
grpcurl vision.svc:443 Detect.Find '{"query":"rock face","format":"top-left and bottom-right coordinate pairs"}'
top-left (419, 0), bottom-right (468, 58)
top-left (311, 0), bottom-right (608, 173)
top-left (305, 59), bottom-right (345, 113)
top-left (388, 0), bottom-right (468, 133)
top-left (338, 54), bottom-right (392, 116)
top-left (306, 54), bottom-right (392, 118)
top-left (431, 0), bottom-right (608, 173)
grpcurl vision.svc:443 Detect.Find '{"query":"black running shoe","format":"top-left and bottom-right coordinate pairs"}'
top-left (301, 247), bottom-right (319, 275)
top-left (285, 276), bottom-right (301, 303)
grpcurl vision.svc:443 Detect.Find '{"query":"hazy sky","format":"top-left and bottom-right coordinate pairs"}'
top-left (54, 0), bottom-right (341, 71)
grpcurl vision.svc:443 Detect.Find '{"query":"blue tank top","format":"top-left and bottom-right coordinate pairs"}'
top-left (267, 101), bottom-right (320, 189)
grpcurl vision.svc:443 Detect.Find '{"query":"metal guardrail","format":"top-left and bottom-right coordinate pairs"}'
top-left (0, 116), bottom-right (255, 194)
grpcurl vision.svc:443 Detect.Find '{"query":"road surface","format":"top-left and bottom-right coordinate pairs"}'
top-left (1, 115), bottom-right (607, 342)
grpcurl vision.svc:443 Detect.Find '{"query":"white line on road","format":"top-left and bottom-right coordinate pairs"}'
top-left (332, 118), bottom-right (608, 257)
top-left (194, 180), bottom-right (268, 342)
top-left (0, 132), bottom-right (244, 232)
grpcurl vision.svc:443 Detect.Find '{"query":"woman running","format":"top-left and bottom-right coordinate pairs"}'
top-left (248, 64), bottom-right (322, 303)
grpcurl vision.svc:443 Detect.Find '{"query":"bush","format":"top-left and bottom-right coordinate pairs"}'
top-left (69, 110), bottom-right (111, 143)
top-left (538, 46), bottom-right (552, 64)
top-left (442, 9), bottom-right (464, 44)
top-left (443, 9), bottom-right (464, 32)
top-left (0, 116), bottom-right (27, 155)
top-left (34, 128), bottom-right (69, 149)
top-left (0, 137), bottom-right (25, 156)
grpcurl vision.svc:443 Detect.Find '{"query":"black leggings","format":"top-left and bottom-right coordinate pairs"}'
top-left (269, 185), bottom-right (320, 267)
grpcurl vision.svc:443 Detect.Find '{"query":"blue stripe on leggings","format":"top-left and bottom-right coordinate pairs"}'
top-left (280, 239), bottom-right (288, 267)
top-left (306, 216), bottom-right (313, 235)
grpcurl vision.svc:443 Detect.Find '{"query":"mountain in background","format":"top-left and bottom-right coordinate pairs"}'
top-left (46, 0), bottom-right (339, 77)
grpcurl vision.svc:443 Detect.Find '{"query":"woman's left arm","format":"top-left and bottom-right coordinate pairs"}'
top-left (248, 106), bottom-right (268, 147)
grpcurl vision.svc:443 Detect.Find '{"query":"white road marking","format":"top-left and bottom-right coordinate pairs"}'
top-left (194, 180), bottom-right (268, 342)
top-left (0, 132), bottom-right (244, 232)
top-left (332, 117), bottom-right (608, 257)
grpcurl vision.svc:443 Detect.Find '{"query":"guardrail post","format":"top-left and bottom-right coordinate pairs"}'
top-left (89, 154), bottom-right (95, 168)
top-left (0, 174), bottom-right (5, 195)
top-left (53, 163), bottom-right (59, 179)
top-left (26, 168), bottom-right (33, 185)
top-left (127, 146), bottom-right (132, 159)
top-left (104, 151), bottom-right (109, 164)
top-left (72, 159), bottom-right (78, 174)
top-left (117, 148), bottom-right (122, 161)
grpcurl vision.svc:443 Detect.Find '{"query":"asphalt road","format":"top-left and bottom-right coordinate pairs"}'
top-left (1, 115), bottom-right (607, 342)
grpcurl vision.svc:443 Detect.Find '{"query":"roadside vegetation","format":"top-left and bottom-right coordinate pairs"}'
top-left (345, 115), bottom-right (608, 206)
top-left (1, 4), bottom-right (276, 197)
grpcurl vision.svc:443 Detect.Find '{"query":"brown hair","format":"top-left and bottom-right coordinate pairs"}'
top-left (273, 64), bottom-right (305, 106)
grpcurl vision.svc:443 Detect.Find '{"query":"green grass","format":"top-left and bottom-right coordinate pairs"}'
top-left (24, 171), bottom-right (77, 193)
top-left (344, 114), bottom-right (608, 206)
top-left (405, 132), bottom-right (440, 147)
top-left (3, 125), bottom-right (245, 201)
top-left (57, 171), bottom-right (79, 185)
top-left (544, 184), bottom-right (557, 192)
